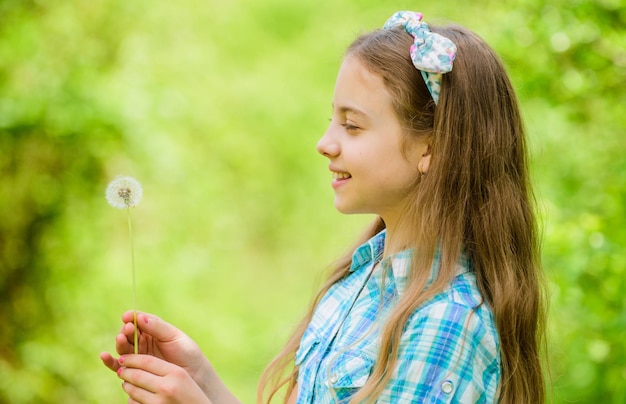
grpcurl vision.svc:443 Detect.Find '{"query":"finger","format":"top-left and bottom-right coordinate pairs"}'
top-left (119, 357), bottom-right (198, 402)
top-left (99, 352), bottom-right (120, 372)
top-left (126, 312), bottom-right (182, 343)
top-left (122, 322), bottom-right (136, 344)
top-left (117, 322), bottom-right (155, 356)
top-left (117, 356), bottom-right (173, 398)
top-left (116, 330), bottom-right (136, 355)
top-left (121, 311), bottom-right (148, 346)
top-left (121, 379), bottom-right (157, 403)
top-left (121, 310), bottom-right (141, 324)
top-left (119, 365), bottom-right (158, 394)
top-left (119, 354), bottom-right (169, 377)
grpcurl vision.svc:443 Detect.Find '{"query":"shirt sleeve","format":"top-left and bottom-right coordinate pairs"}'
top-left (377, 300), bottom-right (501, 404)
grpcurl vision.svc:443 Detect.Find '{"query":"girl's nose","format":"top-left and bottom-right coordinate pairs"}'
top-left (316, 128), bottom-right (340, 158)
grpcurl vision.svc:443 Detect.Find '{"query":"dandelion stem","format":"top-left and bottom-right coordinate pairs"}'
top-left (127, 206), bottom-right (138, 355)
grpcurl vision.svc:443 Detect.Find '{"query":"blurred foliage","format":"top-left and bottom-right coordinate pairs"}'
top-left (0, 0), bottom-right (624, 402)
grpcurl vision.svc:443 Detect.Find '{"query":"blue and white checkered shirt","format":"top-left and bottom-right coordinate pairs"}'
top-left (295, 230), bottom-right (500, 403)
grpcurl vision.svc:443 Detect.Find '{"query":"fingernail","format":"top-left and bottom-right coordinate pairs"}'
top-left (117, 367), bottom-right (123, 376)
top-left (119, 356), bottom-right (125, 364)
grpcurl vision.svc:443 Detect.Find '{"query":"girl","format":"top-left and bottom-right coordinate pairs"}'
top-left (101, 11), bottom-right (546, 403)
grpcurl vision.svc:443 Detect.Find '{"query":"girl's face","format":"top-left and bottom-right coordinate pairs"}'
top-left (317, 55), bottom-right (429, 229)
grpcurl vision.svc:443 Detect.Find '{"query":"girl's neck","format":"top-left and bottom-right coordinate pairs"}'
top-left (381, 218), bottom-right (405, 259)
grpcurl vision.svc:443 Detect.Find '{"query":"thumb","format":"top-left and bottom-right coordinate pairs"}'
top-left (122, 311), bottom-right (181, 342)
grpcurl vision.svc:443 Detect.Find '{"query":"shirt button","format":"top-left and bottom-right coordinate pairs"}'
top-left (441, 380), bottom-right (454, 394)
top-left (330, 374), bottom-right (339, 384)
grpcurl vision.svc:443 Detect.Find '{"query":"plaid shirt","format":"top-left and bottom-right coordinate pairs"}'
top-left (295, 230), bottom-right (500, 403)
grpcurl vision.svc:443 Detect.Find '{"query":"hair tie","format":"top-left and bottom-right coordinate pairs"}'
top-left (383, 11), bottom-right (457, 104)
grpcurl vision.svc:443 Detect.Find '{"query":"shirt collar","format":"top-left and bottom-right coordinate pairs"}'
top-left (349, 230), bottom-right (386, 272)
top-left (350, 229), bottom-right (471, 296)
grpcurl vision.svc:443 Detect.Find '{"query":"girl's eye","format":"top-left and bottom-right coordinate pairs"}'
top-left (341, 123), bottom-right (360, 132)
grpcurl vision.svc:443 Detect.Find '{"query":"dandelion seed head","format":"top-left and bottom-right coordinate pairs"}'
top-left (106, 176), bottom-right (143, 209)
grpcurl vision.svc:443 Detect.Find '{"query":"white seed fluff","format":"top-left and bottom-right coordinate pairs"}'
top-left (105, 176), bottom-right (143, 209)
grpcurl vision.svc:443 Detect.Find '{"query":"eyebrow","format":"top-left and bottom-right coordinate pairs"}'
top-left (333, 104), bottom-right (368, 117)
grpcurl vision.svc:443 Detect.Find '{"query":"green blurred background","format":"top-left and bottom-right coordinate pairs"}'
top-left (1, 0), bottom-right (624, 402)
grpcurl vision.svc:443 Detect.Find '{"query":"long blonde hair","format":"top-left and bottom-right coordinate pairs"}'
top-left (258, 24), bottom-right (546, 404)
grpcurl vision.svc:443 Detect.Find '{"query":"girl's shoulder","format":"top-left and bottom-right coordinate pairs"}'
top-left (408, 270), bottom-right (499, 347)
top-left (391, 271), bottom-right (502, 403)
top-left (444, 270), bottom-right (486, 310)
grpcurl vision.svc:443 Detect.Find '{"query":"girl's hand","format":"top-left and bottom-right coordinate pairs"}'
top-left (116, 354), bottom-right (212, 404)
top-left (100, 311), bottom-right (214, 397)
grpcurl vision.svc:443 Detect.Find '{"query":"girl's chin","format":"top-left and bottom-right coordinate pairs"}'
top-left (333, 200), bottom-right (353, 214)
top-left (333, 199), bottom-right (368, 216)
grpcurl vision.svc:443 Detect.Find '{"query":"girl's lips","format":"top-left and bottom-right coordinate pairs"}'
top-left (331, 171), bottom-right (351, 189)
top-left (328, 165), bottom-right (351, 189)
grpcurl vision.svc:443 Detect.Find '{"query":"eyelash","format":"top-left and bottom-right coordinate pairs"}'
top-left (328, 118), bottom-right (360, 132)
top-left (342, 123), bottom-right (359, 131)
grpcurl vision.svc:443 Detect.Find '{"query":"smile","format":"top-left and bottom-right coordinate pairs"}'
top-left (332, 171), bottom-right (351, 180)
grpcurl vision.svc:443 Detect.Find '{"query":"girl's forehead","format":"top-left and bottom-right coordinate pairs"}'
top-left (333, 56), bottom-right (393, 115)
top-left (336, 55), bottom-right (379, 86)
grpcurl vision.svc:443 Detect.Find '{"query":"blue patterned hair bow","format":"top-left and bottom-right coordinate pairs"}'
top-left (383, 11), bottom-right (457, 104)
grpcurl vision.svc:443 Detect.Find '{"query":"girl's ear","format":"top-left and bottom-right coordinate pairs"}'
top-left (418, 144), bottom-right (432, 174)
